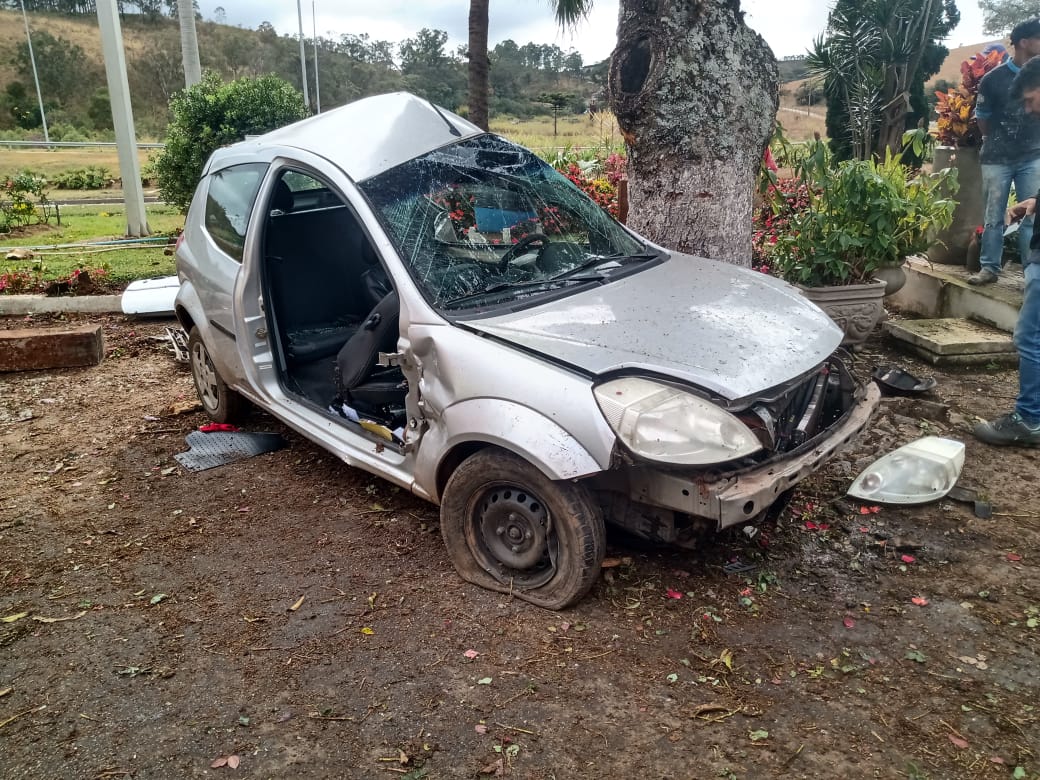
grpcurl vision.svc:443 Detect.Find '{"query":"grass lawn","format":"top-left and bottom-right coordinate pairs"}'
top-left (0, 203), bottom-right (183, 290)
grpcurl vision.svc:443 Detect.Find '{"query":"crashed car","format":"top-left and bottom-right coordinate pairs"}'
top-left (175, 92), bottom-right (879, 609)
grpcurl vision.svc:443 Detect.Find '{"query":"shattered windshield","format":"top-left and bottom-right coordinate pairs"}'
top-left (360, 135), bottom-right (651, 311)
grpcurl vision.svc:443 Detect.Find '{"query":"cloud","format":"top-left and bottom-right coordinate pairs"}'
top-left (199, 0), bottom-right (992, 66)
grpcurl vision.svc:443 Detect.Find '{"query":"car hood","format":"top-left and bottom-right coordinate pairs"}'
top-left (464, 253), bottom-right (843, 401)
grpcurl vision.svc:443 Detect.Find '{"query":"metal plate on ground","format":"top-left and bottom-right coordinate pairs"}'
top-left (174, 430), bottom-right (286, 472)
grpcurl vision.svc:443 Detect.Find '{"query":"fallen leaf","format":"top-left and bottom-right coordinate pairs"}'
top-left (474, 723), bottom-right (488, 734)
top-left (477, 677), bottom-right (493, 685)
top-left (1, 612), bottom-right (29, 623)
top-left (905, 649), bottom-right (927, 663)
top-left (150, 594), bottom-right (168, 605)
top-left (360, 627), bottom-right (374, 635)
top-left (666, 673), bottom-right (679, 683)
top-left (901, 555), bottom-right (916, 564)
top-left (949, 734), bottom-right (969, 749)
top-left (748, 729), bottom-right (769, 742)
top-left (463, 649), bottom-right (479, 659)
top-left (804, 520), bottom-right (818, 530)
top-left (1007, 553), bottom-right (1022, 562)
top-left (289, 596), bottom-right (305, 612)
top-left (211, 757), bottom-right (228, 768)
top-left (600, 557), bottom-right (623, 568)
top-left (33, 610), bottom-right (87, 623)
top-left (665, 588), bottom-right (683, 599)
top-left (719, 649), bottom-right (734, 670)
top-left (479, 758), bottom-right (504, 776)
top-left (843, 616), bottom-right (856, 629)
top-left (911, 597), bottom-right (929, 606)
top-left (227, 755), bottom-right (240, 769)
top-left (859, 505), bottom-right (881, 514)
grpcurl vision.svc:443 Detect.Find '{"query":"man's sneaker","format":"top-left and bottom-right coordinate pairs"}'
top-left (967, 268), bottom-right (999, 285)
top-left (973, 411), bottom-right (1040, 446)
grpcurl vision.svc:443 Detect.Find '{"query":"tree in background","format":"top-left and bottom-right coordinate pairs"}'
top-left (154, 73), bottom-right (306, 211)
top-left (400, 28), bottom-right (465, 109)
top-left (609, 0), bottom-right (779, 264)
top-left (467, 0), bottom-right (590, 130)
top-left (811, 0), bottom-right (959, 161)
top-left (980, 0), bottom-right (1036, 35)
top-left (11, 30), bottom-right (101, 115)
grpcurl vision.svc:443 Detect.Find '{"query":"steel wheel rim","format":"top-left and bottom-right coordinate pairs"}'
top-left (467, 482), bottom-right (557, 588)
top-left (190, 341), bottom-right (220, 411)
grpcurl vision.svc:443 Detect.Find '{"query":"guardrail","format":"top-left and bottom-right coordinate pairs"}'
top-left (0, 140), bottom-right (165, 149)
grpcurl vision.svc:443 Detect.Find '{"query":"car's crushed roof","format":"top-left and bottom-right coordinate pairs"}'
top-left (214, 92), bottom-right (484, 183)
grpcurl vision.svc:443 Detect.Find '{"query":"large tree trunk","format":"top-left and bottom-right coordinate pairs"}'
top-left (467, 0), bottom-right (490, 131)
top-left (608, 0), bottom-right (778, 265)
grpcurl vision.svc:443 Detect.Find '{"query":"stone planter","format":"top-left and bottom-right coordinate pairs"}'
top-left (927, 146), bottom-right (983, 265)
top-left (799, 279), bottom-right (888, 348)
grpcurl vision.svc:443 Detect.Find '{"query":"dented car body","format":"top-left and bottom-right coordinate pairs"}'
top-left (175, 92), bottom-right (879, 609)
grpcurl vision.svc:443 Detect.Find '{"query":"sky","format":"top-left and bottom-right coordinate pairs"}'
top-left (198, 0), bottom-right (996, 65)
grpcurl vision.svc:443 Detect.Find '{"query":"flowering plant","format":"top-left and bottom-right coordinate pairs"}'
top-left (934, 48), bottom-right (1006, 147)
top-left (757, 139), bottom-right (957, 287)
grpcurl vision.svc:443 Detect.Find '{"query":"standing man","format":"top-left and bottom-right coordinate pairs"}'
top-left (975, 57), bottom-right (1040, 445)
top-left (968, 18), bottom-right (1040, 286)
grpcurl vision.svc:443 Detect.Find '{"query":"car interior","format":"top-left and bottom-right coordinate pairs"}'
top-left (261, 171), bottom-right (408, 441)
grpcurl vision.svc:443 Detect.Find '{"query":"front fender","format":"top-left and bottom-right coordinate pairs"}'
top-left (417, 398), bottom-right (610, 501)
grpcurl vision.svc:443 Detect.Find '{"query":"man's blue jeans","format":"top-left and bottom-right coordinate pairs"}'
top-left (980, 158), bottom-right (1040, 274)
top-left (1015, 261), bottom-right (1040, 424)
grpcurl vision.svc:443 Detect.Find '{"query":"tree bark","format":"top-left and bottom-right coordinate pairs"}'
top-left (467, 0), bottom-right (490, 131)
top-left (608, 0), bottom-right (779, 265)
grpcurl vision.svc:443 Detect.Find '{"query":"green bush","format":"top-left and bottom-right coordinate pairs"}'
top-left (50, 166), bottom-right (113, 190)
top-left (0, 171), bottom-right (53, 232)
top-left (155, 73), bottom-right (307, 212)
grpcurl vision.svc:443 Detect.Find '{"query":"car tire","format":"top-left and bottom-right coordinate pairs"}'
top-left (188, 326), bottom-right (247, 424)
top-left (440, 448), bottom-right (605, 610)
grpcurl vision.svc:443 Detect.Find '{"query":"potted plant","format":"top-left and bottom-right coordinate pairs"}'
top-left (759, 140), bottom-right (957, 346)
top-left (928, 47), bottom-right (1006, 264)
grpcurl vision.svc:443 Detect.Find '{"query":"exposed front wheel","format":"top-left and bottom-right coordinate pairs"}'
top-left (188, 326), bottom-right (247, 423)
top-left (440, 449), bottom-right (605, 610)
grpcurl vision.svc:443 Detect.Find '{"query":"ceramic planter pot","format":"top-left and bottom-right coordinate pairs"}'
top-left (799, 279), bottom-right (888, 348)
top-left (927, 146), bottom-right (983, 265)
top-left (873, 262), bottom-right (907, 296)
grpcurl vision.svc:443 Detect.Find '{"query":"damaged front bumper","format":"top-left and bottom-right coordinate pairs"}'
top-left (596, 380), bottom-right (881, 536)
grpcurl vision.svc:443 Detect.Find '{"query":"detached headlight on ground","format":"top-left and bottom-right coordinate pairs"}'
top-left (593, 377), bottom-right (762, 465)
top-left (847, 436), bottom-right (965, 505)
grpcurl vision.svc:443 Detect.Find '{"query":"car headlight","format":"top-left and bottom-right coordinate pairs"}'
top-left (593, 377), bottom-right (763, 465)
top-left (847, 436), bottom-right (965, 505)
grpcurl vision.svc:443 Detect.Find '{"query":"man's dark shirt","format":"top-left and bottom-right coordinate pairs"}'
top-left (976, 61), bottom-right (1040, 164)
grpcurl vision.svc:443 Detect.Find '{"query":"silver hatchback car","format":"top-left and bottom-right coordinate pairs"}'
top-left (175, 92), bottom-right (879, 609)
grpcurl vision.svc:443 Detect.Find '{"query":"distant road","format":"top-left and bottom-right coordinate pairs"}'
top-left (778, 106), bottom-right (824, 119)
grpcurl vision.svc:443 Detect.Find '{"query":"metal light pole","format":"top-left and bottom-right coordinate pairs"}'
top-left (18, 0), bottom-right (49, 143)
top-left (312, 0), bottom-right (321, 113)
top-left (96, 0), bottom-right (149, 237)
top-left (296, 0), bottom-right (310, 109)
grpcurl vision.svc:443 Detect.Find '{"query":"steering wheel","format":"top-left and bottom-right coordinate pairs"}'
top-left (497, 233), bottom-right (550, 273)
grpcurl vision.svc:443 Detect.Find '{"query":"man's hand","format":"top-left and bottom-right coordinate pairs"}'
top-left (1007, 198), bottom-right (1037, 224)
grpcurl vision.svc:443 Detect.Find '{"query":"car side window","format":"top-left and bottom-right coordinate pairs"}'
top-left (204, 162), bottom-right (269, 262)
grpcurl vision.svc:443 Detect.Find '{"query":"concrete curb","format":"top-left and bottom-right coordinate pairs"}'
top-left (0, 295), bottom-right (124, 316)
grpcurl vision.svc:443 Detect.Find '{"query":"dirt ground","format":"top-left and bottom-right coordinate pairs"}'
top-left (1, 313), bottom-right (1038, 780)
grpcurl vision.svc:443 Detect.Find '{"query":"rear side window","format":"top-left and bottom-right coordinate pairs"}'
top-left (204, 162), bottom-right (268, 262)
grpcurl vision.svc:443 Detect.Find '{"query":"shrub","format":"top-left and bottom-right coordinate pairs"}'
top-left (50, 166), bottom-right (113, 190)
top-left (154, 73), bottom-right (308, 212)
top-left (0, 171), bottom-right (52, 232)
